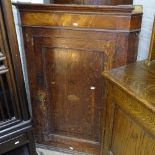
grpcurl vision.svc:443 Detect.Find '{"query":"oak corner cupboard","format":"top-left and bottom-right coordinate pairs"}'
top-left (14, 3), bottom-right (142, 155)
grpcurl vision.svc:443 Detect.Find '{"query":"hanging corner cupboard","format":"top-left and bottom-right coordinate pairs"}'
top-left (14, 3), bottom-right (143, 155)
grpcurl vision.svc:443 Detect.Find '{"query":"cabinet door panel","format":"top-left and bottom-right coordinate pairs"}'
top-left (27, 33), bottom-right (114, 153)
top-left (43, 47), bottom-right (104, 141)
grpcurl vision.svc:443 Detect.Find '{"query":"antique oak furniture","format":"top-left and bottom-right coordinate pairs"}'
top-left (52, 0), bottom-right (133, 5)
top-left (103, 16), bottom-right (155, 155)
top-left (0, 1), bottom-right (36, 155)
top-left (14, 3), bottom-right (142, 154)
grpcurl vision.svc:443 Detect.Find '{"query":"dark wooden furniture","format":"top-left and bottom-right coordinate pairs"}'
top-left (52, 0), bottom-right (133, 5)
top-left (14, 3), bottom-right (142, 154)
top-left (102, 17), bottom-right (155, 155)
top-left (0, 1), bottom-right (36, 154)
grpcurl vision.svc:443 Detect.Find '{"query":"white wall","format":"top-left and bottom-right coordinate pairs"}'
top-left (134, 0), bottom-right (155, 60)
top-left (12, 0), bottom-right (44, 3)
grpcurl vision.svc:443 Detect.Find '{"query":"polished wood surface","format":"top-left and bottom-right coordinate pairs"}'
top-left (104, 61), bottom-right (155, 104)
top-left (53, 0), bottom-right (133, 5)
top-left (14, 3), bottom-right (142, 154)
top-left (103, 60), bottom-right (155, 155)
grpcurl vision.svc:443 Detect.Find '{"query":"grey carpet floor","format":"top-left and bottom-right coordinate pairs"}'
top-left (37, 148), bottom-right (69, 155)
top-left (36, 147), bottom-right (90, 155)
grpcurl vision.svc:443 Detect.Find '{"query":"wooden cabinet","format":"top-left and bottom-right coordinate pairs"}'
top-left (52, 0), bottom-right (133, 5)
top-left (14, 3), bottom-right (142, 154)
top-left (0, 1), bottom-right (36, 154)
top-left (103, 61), bottom-right (155, 155)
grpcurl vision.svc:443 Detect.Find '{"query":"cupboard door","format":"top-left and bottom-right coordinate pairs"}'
top-left (23, 28), bottom-right (115, 154)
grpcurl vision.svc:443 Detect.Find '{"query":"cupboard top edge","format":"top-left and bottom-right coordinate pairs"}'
top-left (12, 3), bottom-right (142, 15)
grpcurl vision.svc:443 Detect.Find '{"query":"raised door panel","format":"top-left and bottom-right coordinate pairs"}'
top-left (40, 47), bottom-right (103, 139)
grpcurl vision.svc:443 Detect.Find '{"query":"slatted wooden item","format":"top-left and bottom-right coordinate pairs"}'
top-left (0, 1), bottom-right (36, 154)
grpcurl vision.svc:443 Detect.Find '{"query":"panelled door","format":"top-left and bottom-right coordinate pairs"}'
top-left (23, 27), bottom-right (115, 154)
